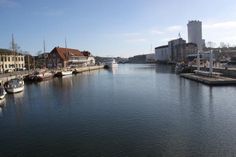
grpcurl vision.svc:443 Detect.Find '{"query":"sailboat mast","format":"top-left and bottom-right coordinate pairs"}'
top-left (12, 34), bottom-right (16, 70)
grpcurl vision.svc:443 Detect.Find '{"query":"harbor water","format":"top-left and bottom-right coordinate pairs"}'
top-left (1, 64), bottom-right (236, 157)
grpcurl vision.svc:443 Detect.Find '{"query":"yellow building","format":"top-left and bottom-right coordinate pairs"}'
top-left (0, 49), bottom-right (25, 73)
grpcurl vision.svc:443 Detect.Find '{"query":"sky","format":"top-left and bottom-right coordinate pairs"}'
top-left (1, 0), bottom-right (236, 57)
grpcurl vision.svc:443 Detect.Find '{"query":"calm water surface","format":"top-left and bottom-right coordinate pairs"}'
top-left (1, 64), bottom-right (236, 157)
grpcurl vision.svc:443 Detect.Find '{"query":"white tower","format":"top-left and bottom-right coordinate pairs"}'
top-left (187, 20), bottom-right (204, 51)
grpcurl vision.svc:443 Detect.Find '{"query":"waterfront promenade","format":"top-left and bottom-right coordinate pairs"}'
top-left (0, 65), bottom-right (104, 84)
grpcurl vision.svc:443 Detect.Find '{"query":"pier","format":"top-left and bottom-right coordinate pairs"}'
top-left (180, 73), bottom-right (236, 85)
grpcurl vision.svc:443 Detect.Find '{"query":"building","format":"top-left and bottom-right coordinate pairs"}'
top-left (35, 53), bottom-right (50, 69)
top-left (155, 45), bottom-right (169, 62)
top-left (168, 38), bottom-right (186, 63)
top-left (187, 20), bottom-right (205, 51)
top-left (128, 55), bottom-right (146, 63)
top-left (0, 49), bottom-right (25, 73)
top-left (186, 43), bottom-right (198, 55)
top-left (47, 47), bottom-right (94, 68)
top-left (81, 51), bottom-right (95, 66)
top-left (146, 53), bottom-right (156, 63)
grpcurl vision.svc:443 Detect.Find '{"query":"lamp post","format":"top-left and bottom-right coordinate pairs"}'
top-left (209, 50), bottom-right (213, 75)
top-left (197, 50), bottom-right (200, 71)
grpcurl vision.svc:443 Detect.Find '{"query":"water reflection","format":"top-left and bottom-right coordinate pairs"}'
top-left (12, 91), bottom-right (24, 105)
top-left (106, 67), bottom-right (118, 74)
top-left (0, 99), bottom-right (6, 117)
top-left (0, 64), bottom-right (236, 157)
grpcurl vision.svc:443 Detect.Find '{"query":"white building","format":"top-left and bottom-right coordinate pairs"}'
top-left (187, 20), bottom-right (205, 51)
top-left (155, 45), bottom-right (169, 62)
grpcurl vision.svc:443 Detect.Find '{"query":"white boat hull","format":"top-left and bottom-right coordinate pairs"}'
top-left (107, 63), bottom-right (118, 68)
top-left (0, 94), bottom-right (6, 99)
top-left (5, 86), bottom-right (24, 94)
top-left (61, 71), bottom-right (73, 76)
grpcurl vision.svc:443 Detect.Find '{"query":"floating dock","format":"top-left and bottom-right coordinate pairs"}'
top-left (180, 73), bottom-right (236, 85)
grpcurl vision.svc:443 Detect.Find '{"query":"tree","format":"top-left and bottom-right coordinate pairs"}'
top-left (206, 41), bottom-right (217, 48)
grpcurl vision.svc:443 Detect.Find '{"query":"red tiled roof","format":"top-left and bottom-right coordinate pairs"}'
top-left (51, 47), bottom-right (85, 61)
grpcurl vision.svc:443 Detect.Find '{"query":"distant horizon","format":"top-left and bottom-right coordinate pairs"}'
top-left (1, 0), bottom-right (236, 57)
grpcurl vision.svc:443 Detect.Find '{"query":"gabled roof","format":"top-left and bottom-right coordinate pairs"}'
top-left (51, 47), bottom-right (85, 61)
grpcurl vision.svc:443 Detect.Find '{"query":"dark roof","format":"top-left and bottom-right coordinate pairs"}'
top-left (0, 48), bottom-right (24, 55)
top-left (51, 47), bottom-right (85, 61)
top-left (186, 43), bottom-right (197, 46)
top-left (155, 45), bottom-right (168, 49)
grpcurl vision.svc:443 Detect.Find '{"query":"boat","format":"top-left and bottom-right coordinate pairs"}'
top-left (104, 59), bottom-right (118, 69)
top-left (175, 62), bottom-right (193, 74)
top-left (25, 71), bottom-right (54, 82)
top-left (4, 78), bottom-right (24, 94)
top-left (56, 70), bottom-right (73, 77)
top-left (0, 86), bottom-right (6, 99)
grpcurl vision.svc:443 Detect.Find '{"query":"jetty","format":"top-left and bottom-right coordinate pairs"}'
top-left (180, 50), bottom-right (236, 85)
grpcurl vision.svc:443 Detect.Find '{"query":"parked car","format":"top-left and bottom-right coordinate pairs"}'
top-left (4, 69), bottom-right (14, 73)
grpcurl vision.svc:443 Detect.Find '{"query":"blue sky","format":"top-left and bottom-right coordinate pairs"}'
top-left (1, 0), bottom-right (236, 57)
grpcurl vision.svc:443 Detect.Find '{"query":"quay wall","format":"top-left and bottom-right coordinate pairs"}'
top-left (0, 65), bottom-right (104, 84)
top-left (74, 65), bottom-right (104, 73)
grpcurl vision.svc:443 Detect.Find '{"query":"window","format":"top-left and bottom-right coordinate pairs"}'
top-left (19, 64), bottom-right (21, 68)
top-left (4, 57), bottom-right (7, 62)
top-left (21, 57), bottom-right (23, 61)
top-left (8, 57), bottom-right (10, 62)
top-left (5, 64), bottom-right (7, 68)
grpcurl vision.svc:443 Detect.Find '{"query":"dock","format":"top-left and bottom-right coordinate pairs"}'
top-left (180, 73), bottom-right (236, 85)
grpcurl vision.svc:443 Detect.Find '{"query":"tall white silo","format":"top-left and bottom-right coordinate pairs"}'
top-left (187, 20), bottom-right (203, 51)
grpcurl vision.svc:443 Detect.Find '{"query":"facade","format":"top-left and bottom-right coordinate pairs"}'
top-left (168, 38), bottom-right (186, 63)
top-left (186, 43), bottom-right (198, 55)
top-left (0, 49), bottom-right (25, 73)
top-left (155, 45), bottom-right (169, 62)
top-left (47, 47), bottom-right (92, 68)
top-left (146, 53), bottom-right (156, 63)
top-left (187, 20), bottom-right (205, 51)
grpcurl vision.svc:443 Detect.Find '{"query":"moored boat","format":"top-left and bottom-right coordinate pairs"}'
top-left (4, 78), bottom-right (24, 94)
top-left (104, 59), bottom-right (118, 69)
top-left (56, 70), bottom-right (73, 77)
top-left (25, 71), bottom-right (54, 82)
top-left (0, 86), bottom-right (6, 99)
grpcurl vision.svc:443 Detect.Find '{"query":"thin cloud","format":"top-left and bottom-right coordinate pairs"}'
top-left (204, 21), bottom-right (236, 29)
top-left (125, 38), bottom-right (148, 43)
top-left (122, 33), bottom-right (141, 36)
top-left (203, 20), bottom-right (236, 46)
top-left (166, 25), bottom-right (183, 32)
top-left (0, 0), bottom-right (19, 8)
top-left (34, 7), bottom-right (64, 16)
top-left (150, 29), bottom-right (164, 35)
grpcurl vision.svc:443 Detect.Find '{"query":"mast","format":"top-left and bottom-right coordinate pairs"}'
top-left (43, 40), bottom-right (46, 68)
top-left (65, 37), bottom-right (68, 68)
top-left (12, 34), bottom-right (16, 70)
